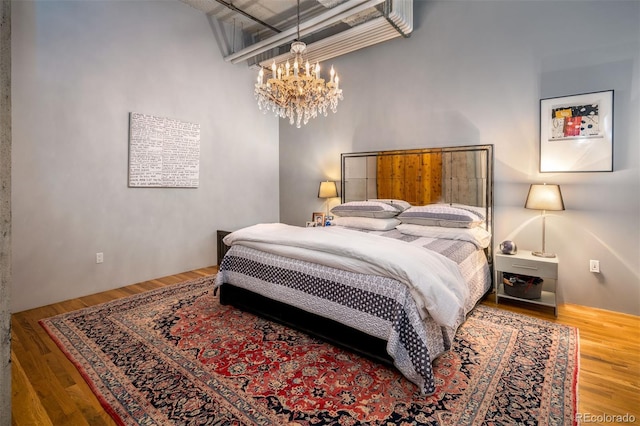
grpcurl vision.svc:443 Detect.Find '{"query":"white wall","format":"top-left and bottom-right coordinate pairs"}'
top-left (279, 1), bottom-right (640, 315)
top-left (11, 0), bottom-right (279, 312)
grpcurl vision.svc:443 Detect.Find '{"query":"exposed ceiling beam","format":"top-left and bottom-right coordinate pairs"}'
top-left (212, 0), bottom-right (283, 34)
top-left (224, 0), bottom-right (386, 64)
top-left (257, 16), bottom-right (400, 69)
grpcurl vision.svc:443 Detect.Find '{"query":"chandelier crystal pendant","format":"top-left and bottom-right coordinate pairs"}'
top-left (254, 1), bottom-right (343, 128)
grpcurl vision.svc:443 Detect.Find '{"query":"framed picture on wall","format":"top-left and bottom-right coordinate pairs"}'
top-left (539, 90), bottom-right (613, 172)
top-left (312, 212), bottom-right (326, 227)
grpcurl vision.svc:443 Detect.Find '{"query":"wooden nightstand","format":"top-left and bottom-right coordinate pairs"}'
top-left (494, 250), bottom-right (559, 316)
top-left (216, 230), bottom-right (232, 266)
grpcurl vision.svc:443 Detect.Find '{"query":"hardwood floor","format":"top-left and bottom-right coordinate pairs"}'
top-left (11, 267), bottom-right (640, 425)
top-left (11, 267), bottom-right (217, 426)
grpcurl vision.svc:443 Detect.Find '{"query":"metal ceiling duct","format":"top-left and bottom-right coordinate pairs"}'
top-left (182, 0), bottom-right (413, 67)
top-left (224, 0), bottom-right (388, 64)
top-left (258, 14), bottom-right (405, 69)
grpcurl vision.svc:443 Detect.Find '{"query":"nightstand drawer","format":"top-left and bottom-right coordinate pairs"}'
top-left (494, 250), bottom-right (559, 316)
top-left (495, 255), bottom-right (558, 278)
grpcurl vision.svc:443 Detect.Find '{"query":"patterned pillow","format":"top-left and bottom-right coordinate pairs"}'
top-left (367, 199), bottom-right (412, 212)
top-left (398, 204), bottom-right (484, 228)
top-left (331, 201), bottom-right (400, 218)
top-left (450, 203), bottom-right (488, 221)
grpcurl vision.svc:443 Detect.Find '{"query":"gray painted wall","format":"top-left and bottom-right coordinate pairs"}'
top-left (279, 1), bottom-right (640, 315)
top-left (11, 0), bottom-right (279, 312)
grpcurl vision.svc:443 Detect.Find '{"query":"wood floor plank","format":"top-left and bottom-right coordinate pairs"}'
top-left (11, 351), bottom-right (54, 426)
top-left (66, 384), bottom-right (115, 426)
top-left (11, 266), bottom-right (639, 426)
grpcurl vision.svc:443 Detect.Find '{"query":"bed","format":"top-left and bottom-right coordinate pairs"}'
top-left (214, 145), bottom-right (494, 395)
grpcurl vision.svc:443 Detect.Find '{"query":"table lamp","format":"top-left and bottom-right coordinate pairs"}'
top-left (525, 183), bottom-right (565, 258)
top-left (318, 181), bottom-right (338, 217)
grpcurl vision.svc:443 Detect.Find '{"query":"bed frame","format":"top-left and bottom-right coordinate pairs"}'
top-left (219, 144), bottom-right (493, 366)
top-left (219, 283), bottom-right (394, 365)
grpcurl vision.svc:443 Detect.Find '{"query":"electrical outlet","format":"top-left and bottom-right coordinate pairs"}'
top-left (96, 252), bottom-right (104, 264)
top-left (589, 259), bottom-right (600, 273)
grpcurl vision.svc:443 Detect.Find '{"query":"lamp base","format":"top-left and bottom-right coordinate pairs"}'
top-left (532, 251), bottom-right (556, 258)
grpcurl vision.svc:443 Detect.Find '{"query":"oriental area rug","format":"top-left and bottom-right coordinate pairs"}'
top-left (41, 276), bottom-right (579, 425)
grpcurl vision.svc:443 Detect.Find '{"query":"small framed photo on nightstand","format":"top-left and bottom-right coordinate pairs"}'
top-left (312, 212), bottom-right (326, 227)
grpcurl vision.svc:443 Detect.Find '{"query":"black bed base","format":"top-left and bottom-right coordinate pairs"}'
top-left (219, 283), bottom-right (394, 367)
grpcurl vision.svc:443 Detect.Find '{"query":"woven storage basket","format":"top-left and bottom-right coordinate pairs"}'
top-left (503, 273), bottom-right (543, 299)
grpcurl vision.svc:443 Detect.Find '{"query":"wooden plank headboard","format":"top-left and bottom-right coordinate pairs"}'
top-left (341, 144), bottom-right (494, 263)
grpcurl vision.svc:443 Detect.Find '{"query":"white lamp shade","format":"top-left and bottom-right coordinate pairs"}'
top-left (525, 184), bottom-right (565, 211)
top-left (318, 181), bottom-right (338, 198)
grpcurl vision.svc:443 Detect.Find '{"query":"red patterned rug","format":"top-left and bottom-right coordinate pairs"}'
top-left (41, 276), bottom-right (578, 425)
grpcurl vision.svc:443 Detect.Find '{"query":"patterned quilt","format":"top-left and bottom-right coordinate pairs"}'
top-left (214, 227), bottom-right (491, 395)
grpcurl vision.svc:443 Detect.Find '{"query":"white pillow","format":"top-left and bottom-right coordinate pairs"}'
top-left (367, 199), bottom-right (412, 212)
top-left (331, 201), bottom-right (400, 218)
top-left (398, 204), bottom-right (484, 228)
top-left (331, 216), bottom-right (400, 231)
top-left (396, 223), bottom-right (491, 249)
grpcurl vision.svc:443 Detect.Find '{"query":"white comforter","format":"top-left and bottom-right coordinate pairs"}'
top-left (222, 223), bottom-right (469, 330)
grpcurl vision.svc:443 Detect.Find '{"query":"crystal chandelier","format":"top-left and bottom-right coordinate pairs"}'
top-left (254, 1), bottom-right (343, 128)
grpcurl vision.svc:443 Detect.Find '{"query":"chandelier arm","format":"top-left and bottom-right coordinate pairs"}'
top-left (253, 0), bottom-right (343, 127)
